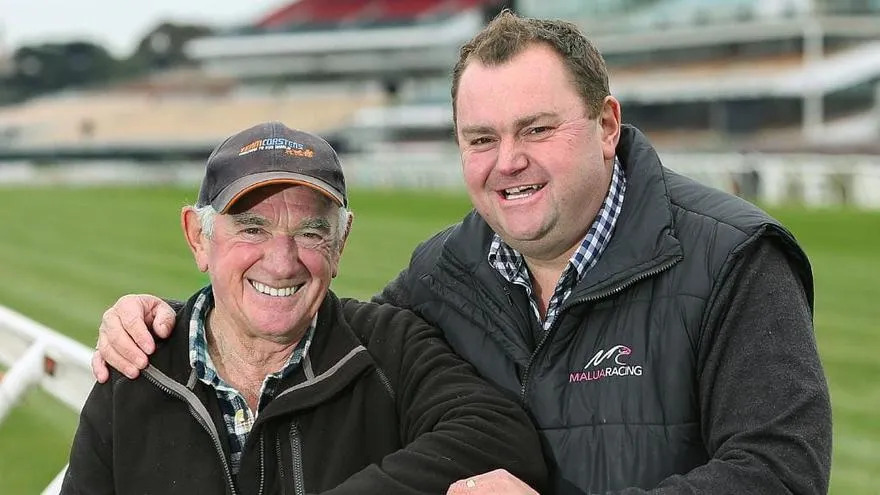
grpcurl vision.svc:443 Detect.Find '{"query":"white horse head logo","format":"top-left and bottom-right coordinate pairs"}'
top-left (584, 345), bottom-right (632, 369)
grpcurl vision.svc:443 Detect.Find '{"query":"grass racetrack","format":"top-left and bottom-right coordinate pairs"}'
top-left (0, 185), bottom-right (877, 493)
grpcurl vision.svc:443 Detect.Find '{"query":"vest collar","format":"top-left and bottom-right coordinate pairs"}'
top-left (442, 125), bottom-right (682, 299)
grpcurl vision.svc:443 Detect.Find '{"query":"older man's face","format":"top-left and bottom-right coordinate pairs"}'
top-left (193, 184), bottom-right (342, 344)
top-left (455, 43), bottom-right (619, 263)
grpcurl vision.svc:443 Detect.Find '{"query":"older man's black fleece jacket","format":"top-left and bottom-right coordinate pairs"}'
top-left (63, 291), bottom-right (548, 494)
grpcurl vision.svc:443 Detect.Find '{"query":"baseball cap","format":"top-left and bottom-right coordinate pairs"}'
top-left (197, 121), bottom-right (347, 212)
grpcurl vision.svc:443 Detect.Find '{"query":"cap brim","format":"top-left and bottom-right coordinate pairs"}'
top-left (213, 171), bottom-right (345, 212)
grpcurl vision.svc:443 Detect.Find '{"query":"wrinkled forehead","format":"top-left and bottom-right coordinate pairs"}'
top-left (230, 183), bottom-right (334, 211)
top-left (226, 183), bottom-right (338, 224)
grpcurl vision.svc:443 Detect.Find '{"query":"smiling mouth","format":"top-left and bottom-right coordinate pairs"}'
top-left (501, 184), bottom-right (544, 200)
top-left (249, 280), bottom-right (302, 297)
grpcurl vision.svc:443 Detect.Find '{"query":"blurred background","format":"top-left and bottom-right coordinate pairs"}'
top-left (0, 0), bottom-right (878, 493)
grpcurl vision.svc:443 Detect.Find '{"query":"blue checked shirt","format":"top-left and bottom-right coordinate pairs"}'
top-left (489, 157), bottom-right (626, 334)
top-left (189, 286), bottom-right (315, 475)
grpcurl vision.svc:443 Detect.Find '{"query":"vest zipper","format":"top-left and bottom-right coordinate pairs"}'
top-left (142, 368), bottom-right (238, 495)
top-left (518, 258), bottom-right (680, 403)
top-left (290, 422), bottom-right (306, 495)
top-left (502, 284), bottom-right (514, 304)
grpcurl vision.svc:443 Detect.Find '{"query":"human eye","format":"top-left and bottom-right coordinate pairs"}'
top-left (239, 226), bottom-right (269, 239)
top-left (295, 230), bottom-right (330, 249)
top-left (526, 125), bottom-right (552, 135)
top-left (467, 135), bottom-right (497, 148)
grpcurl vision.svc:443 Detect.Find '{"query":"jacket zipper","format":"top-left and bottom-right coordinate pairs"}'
top-left (290, 422), bottom-right (306, 495)
top-left (257, 433), bottom-right (266, 495)
top-left (142, 368), bottom-right (238, 495)
top-left (518, 259), bottom-right (680, 403)
top-left (276, 436), bottom-right (286, 495)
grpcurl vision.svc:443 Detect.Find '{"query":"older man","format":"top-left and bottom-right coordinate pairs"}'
top-left (92, 11), bottom-right (831, 495)
top-left (63, 122), bottom-right (547, 494)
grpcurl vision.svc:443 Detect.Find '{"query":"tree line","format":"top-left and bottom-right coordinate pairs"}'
top-left (1, 22), bottom-right (214, 105)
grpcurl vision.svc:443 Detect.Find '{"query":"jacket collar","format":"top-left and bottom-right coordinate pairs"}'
top-left (440, 125), bottom-right (682, 299)
top-left (152, 290), bottom-right (373, 415)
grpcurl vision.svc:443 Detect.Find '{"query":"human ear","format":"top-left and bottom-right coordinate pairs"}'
top-left (181, 208), bottom-right (209, 272)
top-left (598, 96), bottom-right (622, 161)
top-left (331, 212), bottom-right (354, 278)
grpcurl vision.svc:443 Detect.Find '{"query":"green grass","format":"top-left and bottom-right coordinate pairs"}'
top-left (0, 389), bottom-right (79, 493)
top-left (770, 207), bottom-right (880, 493)
top-left (0, 186), bottom-right (877, 493)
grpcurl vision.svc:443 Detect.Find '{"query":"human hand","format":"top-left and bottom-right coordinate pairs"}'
top-left (447, 469), bottom-right (539, 494)
top-left (92, 294), bottom-right (176, 382)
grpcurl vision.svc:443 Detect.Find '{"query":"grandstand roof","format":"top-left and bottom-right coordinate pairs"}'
top-left (185, 3), bottom-right (494, 81)
top-left (254, 0), bottom-right (500, 30)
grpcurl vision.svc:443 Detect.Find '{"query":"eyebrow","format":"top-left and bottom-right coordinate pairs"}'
top-left (459, 124), bottom-right (495, 138)
top-left (299, 217), bottom-right (332, 232)
top-left (514, 112), bottom-right (557, 129)
top-left (229, 212), bottom-right (269, 226)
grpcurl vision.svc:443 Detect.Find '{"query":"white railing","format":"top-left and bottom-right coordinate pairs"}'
top-left (0, 152), bottom-right (879, 209)
top-left (662, 152), bottom-right (880, 209)
top-left (0, 305), bottom-right (95, 495)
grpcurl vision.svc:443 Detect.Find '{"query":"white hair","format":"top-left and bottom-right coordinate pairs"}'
top-left (192, 202), bottom-right (351, 250)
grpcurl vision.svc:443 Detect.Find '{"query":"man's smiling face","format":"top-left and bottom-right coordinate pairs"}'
top-left (455, 43), bottom-right (618, 262)
top-left (189, 184), bottom-right (343, 343)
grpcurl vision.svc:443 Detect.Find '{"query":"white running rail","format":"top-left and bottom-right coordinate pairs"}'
top-left (0, 304), bottom-right (95, 495)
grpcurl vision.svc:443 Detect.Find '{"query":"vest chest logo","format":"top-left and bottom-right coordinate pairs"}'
top-left (569, 344), bottom-right (644, 383)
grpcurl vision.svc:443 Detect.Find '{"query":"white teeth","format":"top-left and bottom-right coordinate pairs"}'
top-left (503, 184), bottom-right (543, 200)
top-left (250, 280), bottom-right (298, 297)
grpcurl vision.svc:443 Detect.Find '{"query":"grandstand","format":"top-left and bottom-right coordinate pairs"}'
top-left (529, 0), bottom-right (880, 153)
top-left (0, 0), bottom-right (509, 156)
top-left (344, 0), bottom-right (880, 153)
top-left (183, 0), bottom-right (880, 153)
top-left (2, 0), bottom-right (878, 155)
top-left (0, 79), bottom-right (386, 149)
top-left (187, 0), bottom-right (507, 81)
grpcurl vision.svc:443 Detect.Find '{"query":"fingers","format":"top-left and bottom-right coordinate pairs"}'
top-left (94, 294), bottom-right (176, 380)
top-left (145, 296), bottom-right (176, 339)
top-left (116, 294), bottom-right (172, 354)
top-left (98, 300), bottom-right (151, 377)
top-left (91, 349), bottom-right (110, 383)
top-left (96, 330), bottom-right (143, 380)
top-left (448, 477), bottom-right (482, 495)
top-left (447, 469), bottom-right (539, 495)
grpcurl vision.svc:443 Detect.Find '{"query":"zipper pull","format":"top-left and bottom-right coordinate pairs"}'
top-left (502, 285), bottom-right (514, 305)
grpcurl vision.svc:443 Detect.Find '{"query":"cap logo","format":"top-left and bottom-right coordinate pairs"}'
top-left (238, 138), bottom-right (311, 156)
top-left (285, 147), bottom-right (315, 158)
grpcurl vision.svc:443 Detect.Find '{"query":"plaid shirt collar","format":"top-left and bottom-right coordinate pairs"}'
top-left (188, 285), bottom-right (315, 474)
top-left (488, 157), bottom-right (626, 332)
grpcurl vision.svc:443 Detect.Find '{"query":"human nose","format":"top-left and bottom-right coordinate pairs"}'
top-left (495, 137), bottom-right (528, 176)
top-left (263, 235), bottom-right (302, 277)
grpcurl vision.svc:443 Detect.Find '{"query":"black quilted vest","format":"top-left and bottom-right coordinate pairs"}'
top-left (397, 126), bottom-right (811, 493)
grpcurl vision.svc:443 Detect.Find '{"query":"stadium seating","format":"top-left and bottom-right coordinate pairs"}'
top-left (0, 84), bottom-right (387, 147)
